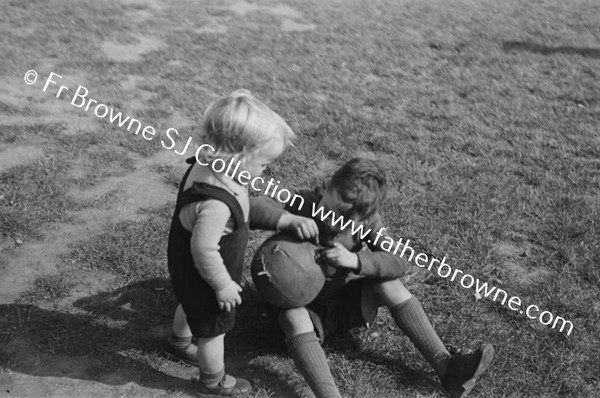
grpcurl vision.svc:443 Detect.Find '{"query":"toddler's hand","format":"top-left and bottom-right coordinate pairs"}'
top-left (316, 242), bottom-right (359, 271)
top-left (279, 214), bottom-right (319, 243)
top-left (216, 281), bottom-right (242, 312)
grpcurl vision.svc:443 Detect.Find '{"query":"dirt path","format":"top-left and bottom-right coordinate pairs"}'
top-left (1, 0), bottom-right (196, 395)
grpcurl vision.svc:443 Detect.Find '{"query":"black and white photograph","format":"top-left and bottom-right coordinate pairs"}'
top-left (0, 0), bottom-right (598, 396)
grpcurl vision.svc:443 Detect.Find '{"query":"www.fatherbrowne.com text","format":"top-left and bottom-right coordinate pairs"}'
top-left (27, 69), bottom-right (574, 336)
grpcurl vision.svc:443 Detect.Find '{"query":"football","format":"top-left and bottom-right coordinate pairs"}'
top-left (251, 232), bottom-right (327, 308)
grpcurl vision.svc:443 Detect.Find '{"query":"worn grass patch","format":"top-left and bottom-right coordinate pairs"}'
top-left (65, 205), bottom-right (172, 281)
top-left (20, 271), bottom-right (75, 302)
top-left (0, 156), bottom-right (78, 240)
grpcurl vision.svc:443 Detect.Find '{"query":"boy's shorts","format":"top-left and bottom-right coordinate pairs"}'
top-left (272, 278), bottom-right (379, 344)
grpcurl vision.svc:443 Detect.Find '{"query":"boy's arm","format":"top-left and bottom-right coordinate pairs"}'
top-left (355, 214), bottom-right (410, 279)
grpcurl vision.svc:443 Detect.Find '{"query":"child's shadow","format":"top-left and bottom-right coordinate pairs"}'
top-left (0, 279), bottom-right (197, 395)
top-left (0, 278), bottom-right (306, 397)
top-left (0, 276), bottom-right (441, 397)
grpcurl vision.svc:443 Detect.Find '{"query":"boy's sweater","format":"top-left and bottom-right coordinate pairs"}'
top-left (250, 186), bottom-right (410, 300)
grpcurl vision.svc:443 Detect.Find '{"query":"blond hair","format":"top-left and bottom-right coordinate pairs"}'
top-left (197, 89), bottom-right (294, 163)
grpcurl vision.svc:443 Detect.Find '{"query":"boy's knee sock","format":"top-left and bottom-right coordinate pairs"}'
top-left (390, 297), bottom-right (450, 377)
top-left (286, 332), bottom-right (341, 398)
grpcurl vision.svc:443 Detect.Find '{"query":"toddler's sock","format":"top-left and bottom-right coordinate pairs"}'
top-left (286, 332), bottom-right (341, 398)
top-left (169, 332), bottom-right (192, 348)
top-left (390, 297), bottom-right (451, 377)
top-left (167, 332), bottom-right (197, 364)
top-left (199, 367), bottom-right (226, 387)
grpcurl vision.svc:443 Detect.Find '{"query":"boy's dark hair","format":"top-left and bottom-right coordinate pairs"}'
top-left (327, 158), bottom-right (387, 220)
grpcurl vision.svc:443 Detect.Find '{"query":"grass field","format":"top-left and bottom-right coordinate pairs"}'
top-left (1, 0), bottom-right (599, 396)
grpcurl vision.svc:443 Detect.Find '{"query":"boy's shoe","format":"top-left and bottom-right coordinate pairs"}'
top-left (165, 333), bottom-right (198, 365)
top-left (440, 344), bottom-right (494, 398)
top-left (195, 374), bottom-right (252, 396)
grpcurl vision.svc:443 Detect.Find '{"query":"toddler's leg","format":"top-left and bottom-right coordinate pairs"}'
top-left (166, 304), bottom-right (197, 364)
top-left (279, 308), bottom-right (341, 398)
top-left (172, 304), bottom-right (192, 337)
top-left (197, 333), bottom-right (225, 374)
top-left (195, 333), bottom-right (251, 396)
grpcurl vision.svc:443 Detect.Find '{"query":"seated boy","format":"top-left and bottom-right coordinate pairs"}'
top-left (250, 158), bottom-right (494, 398)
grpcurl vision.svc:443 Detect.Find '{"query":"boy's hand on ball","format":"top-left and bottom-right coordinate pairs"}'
top-left (216, 281), bottom-right (243, 312)
top-left (316, 242), bottom-right (359, 270)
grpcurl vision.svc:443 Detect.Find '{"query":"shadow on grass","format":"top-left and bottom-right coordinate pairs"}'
top-left (0, 278), bottom-right (445, 397)
top-left (0, 278), bottom-right (307, 397)
top-left (0, 279), bottom-right (198, 395)
top-left (503, 41), bottom-right (600, 58)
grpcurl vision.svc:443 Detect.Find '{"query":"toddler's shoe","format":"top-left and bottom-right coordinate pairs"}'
top-left (166, 332), bottom-right (198, 365)
top-left (441, 344), bottom-right (494, 398)
top-left (195, 374), bottom-right (252, 396)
